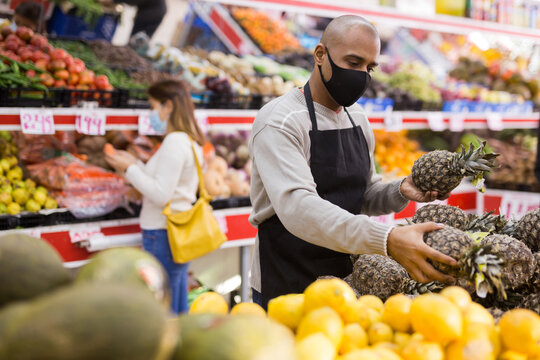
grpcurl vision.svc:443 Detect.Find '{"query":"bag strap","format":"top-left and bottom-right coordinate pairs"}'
top-left (189, 137), bottom-right (211, 200)
top-left (163, 135), bottom-right (210, 214)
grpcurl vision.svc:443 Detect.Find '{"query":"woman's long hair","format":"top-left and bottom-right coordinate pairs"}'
top-left (148, 80), bottom-right (206, 146)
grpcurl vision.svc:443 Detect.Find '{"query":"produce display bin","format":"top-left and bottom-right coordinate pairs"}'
top-left (47, 6), bottom-right (118, 42)
top-left (0, 87), bottom-right (65, 108)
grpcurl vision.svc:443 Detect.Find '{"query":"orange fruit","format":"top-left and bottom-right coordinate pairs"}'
top-left (303, 279), bottom-right (357, 318)
top-left (410, 294), bottom-right (462, 344)
top-left (499, 309), bottom-right (540, 356)
top-left (189, 292), bottom-right (228, 315)
top-left (268, 294), bottom-right (304, 331)
top-left (230, 302), bottom-right (266, 317)
top-left (382, 294), bottom-right (412, 332)
top-left (296, 306), bottom-right (344, 348)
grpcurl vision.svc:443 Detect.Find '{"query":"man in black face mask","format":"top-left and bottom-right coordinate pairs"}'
top-left (248, 15), bottom-right (456, 308)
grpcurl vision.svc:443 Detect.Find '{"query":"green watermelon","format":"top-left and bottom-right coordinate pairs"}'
top-left (174, 314), bottom-right (295, 360)
top-left (0, 234), bottom-right (70, 307)
top-left (75, 247), bottom-right (170, 306)
top-left (0, 283), bottom-right (178, 360)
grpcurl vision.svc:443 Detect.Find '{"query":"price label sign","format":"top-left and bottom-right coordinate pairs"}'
top-left (384, 111), bottom-right (403, 132)
top-left (20, 109), bottom-right (55, 134)
top-left (76, 111), bottom-right (106, 135)
top-left (426, 112), bottom-right (446, 131)
top-left (486, 112), bottom-right (504, 131)
top-left (449, 114), bottom-right (465, 132)
top-left (138, 113), bottom-right (166, 136)
top-left (195, 110), bottom-right (209, 133)
top-left (69, 226), bottom-right (102, 243)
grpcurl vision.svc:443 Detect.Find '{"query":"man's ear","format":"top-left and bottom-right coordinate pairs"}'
top-left (313, 44), bottom-right (326, 66)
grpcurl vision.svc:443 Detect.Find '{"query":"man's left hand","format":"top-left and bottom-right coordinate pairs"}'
top-left (400, 175), bottom-right (450, 203)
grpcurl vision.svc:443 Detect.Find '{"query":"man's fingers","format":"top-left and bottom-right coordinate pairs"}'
top-left (408, 265), bottom-right (429, 283)
top-left (417, 258), bottom-right (454, 283)
top-left (421, 243), bottom-right (457, 267)
top-left (414, 221), bottom-right (445, 233)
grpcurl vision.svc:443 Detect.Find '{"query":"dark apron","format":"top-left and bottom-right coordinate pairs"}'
top-left (257, 82), bottom-right (371, 308)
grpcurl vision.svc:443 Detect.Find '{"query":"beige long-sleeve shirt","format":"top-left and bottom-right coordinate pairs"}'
top-left (249, 88), bottom-right (409, 291)
top-left (125, 132), bottom-right (202, 230)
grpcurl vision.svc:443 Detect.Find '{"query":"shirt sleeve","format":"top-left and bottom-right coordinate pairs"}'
top-left (252, 124), bottom-right (391, 256)
top-left (125, 134), bottom-right (187, 208)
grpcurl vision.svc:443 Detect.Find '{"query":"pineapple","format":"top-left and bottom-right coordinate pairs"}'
top-left (412, 204), bottom-right (468, 230)
top-left (519, 293), bottom-right (540, 314)
top-left (411, 142), bottom-right (498, 194)
top-left (466, 212), bottom-right (512, 234)
top-left (532, 252), bottom-right (540, 292)
top-left (423, 227), bottom-right (506, 298)
top-left (481, 234), bottom-right (535, 290)
top-left (514, 208), bottom-right (540, 252)
top-left (487, 307), bottom-right (505, 323)
top-left (351, 254), bottom-right (441, 301)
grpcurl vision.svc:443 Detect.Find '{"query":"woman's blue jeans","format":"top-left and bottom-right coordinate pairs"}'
top-left (142, 229), bottom-right (189, 314)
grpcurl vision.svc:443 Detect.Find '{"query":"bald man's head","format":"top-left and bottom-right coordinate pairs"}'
top-left (320, 15), bottom-right (378, 48)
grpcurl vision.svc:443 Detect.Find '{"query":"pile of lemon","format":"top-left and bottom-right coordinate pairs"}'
top-left (189, 279), bottom-right (540, 360)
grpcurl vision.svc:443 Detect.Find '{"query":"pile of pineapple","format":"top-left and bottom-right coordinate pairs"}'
top-left (349, 205), bottom-right (540, 316)
top-left (189, 279), bottom-right (540, 359)
top-left (0, 131), bottom-right (57, 215)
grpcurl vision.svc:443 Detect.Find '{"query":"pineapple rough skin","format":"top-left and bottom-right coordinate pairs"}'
top-left (412, 204), bottom-right (468, 231)
top-left (514, 208), bottom-right (540, 252)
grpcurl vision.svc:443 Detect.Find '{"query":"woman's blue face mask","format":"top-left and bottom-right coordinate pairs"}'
top-left (149, 109), bottom-right (167, 133)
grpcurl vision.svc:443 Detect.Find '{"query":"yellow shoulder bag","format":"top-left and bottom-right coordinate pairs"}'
top-left (162, 139), bottom-right (227, 263)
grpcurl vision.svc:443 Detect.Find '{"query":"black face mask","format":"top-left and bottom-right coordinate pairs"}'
top-left (318, 48), bottom-right (371, 107)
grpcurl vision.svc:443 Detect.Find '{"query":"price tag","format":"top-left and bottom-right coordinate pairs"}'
top-left (69, 226), bottom-right (102, 243)
top-left (449, 113), bottom-right (465, 132)
top-left (426, 112), bottom-right (446, 131)
top-left (138, 113), bottom-right (166, 136)
top-left (215, 215), bottom-right (229, 235)
top-left (20, 109), bottom-right (55, 134)
top-left (499, 193), bottom-right (540, 218)
top-left (384, 111), bottom-right (403, 132)
top-left (486, 112), bottom-right (504, 131)
top-left (75, 111), bottom-right (106, 135)
top-left (195, 110), bottom-right (209, 133)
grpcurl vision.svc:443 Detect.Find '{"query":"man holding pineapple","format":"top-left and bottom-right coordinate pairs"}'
top-left (248, 15), bottom-right (457, 308)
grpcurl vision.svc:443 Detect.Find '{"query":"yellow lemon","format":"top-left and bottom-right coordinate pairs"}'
top-left (373, 342), bottom-right (400, 353)
top-left (440, 286), bottom-right (472, 311)
top-left (401, 340), bottom-right (444, 360)
top-left (463, 302), bottom-right (495, 328)
top-left (295, 332), bottom-right (336, 360)
top-left (410, 294), bottom-right (462, 344)
top-left (297, 306), bottom-right (344, 348)
top-left (373, 347), bottom-right (402, 360)
top-left (368, 307), bottom-right (383, 324)
top-left (339, 323), bottom-right (368, 354)
top-left (303, 278), bottom-right (357, 318)
top-left (382, 294), bottom-right (412, 332)
top-left (393, 332), bottom-right (411, 349)
top-left (342, 300), bottom-right (372, 328)
top-left (189, 292), bottom-right (228, 315)
top-left (359, 295), bottom-right (385, 313)
top-left (340, 348), bottom-right (382, 360)
top-left (446, 337), bottom-right (495, 360)
top-left (230, 302), bottom-right (266, 317)
top-left (268, 294), bottom-right (304, 331)
top-left (499, 309), bottom-right (540, 356)
top-left (368, 322), bottom-right (394, 345)
top-left (498, 350), bottom-right (527, 360)
top-left (410, 332), bottom-right (424, 342)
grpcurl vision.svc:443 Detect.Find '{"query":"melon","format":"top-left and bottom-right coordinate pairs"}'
top-left (174, 314), bottom-right (295, 360)
top-left (0, 283), bottom-right (178, 360)
top-left (0, 234), bottom-right (70, 307)
top-left (75, 247), bottom-right (170, 306)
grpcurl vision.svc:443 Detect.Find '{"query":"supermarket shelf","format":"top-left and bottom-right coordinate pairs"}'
top-left (204, 0), bottom-right (540, 41)
top-left (0, 108), bottom-right (537, 130)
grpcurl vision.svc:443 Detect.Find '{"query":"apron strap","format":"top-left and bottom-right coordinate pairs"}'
top-left (303, 82), bottom-right (318, 132)
top-left (343, 107), bottom-right (357, 127)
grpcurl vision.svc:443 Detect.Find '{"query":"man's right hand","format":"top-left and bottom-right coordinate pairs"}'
top-left (387, 222), bottom-right (457, 283)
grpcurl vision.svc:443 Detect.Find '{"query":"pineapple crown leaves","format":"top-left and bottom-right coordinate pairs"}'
top-left (465, 245), bottom-right (507, 300)
top-left (454, 142), bottom-right (500, 176)
top-left (404, 279), bottom-right (444, 296)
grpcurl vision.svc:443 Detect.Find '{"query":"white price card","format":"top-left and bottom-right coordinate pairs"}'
top-left (486, 112), bottom-right (504, 131)
top-left (69, 226), bottom-right (102, 243)
top-left (20, 109), bottom-right (55, 134)
top-left (449, 114), bottom-right (465, 132)
top-left (138, 113), bottom-right (166, 136)
top-left (195, 110), bottom-right (209, 133)
top-left (384, 111), bottom-right (403, 132)
top-left (426, 112), bottom-right (446, 131)
top-left (499, 193), bottom-right (540, 219)
top-left (76, 111), bottom-right (106, 135)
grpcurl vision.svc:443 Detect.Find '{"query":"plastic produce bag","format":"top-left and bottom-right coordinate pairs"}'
top-left (26, 154), bottom-right (130, 218)
top-left (17, 132), bottom-right (77, 164)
